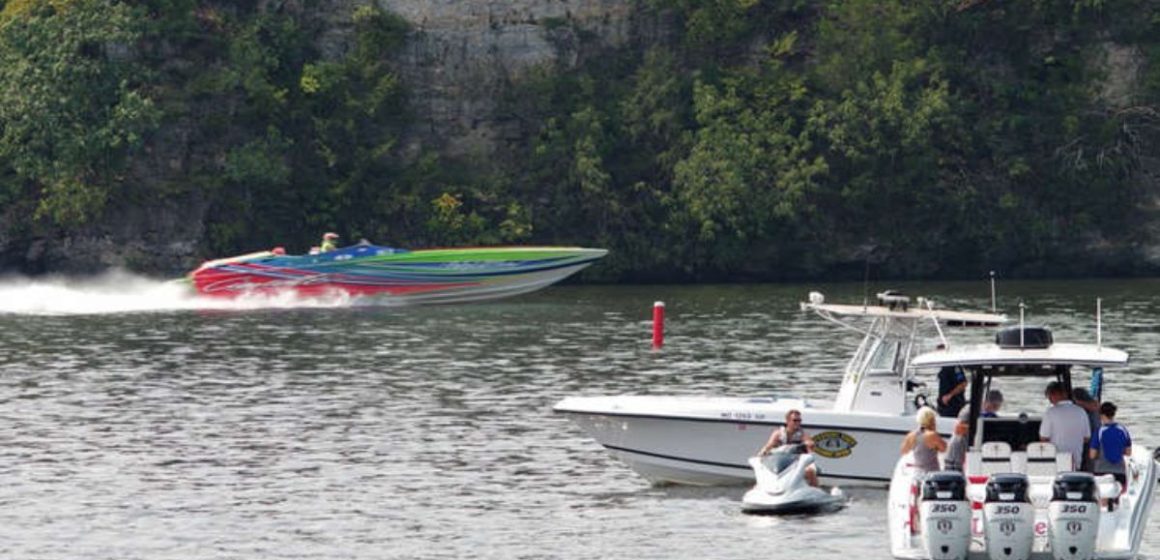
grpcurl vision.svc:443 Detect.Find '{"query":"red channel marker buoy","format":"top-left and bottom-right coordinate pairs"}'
top-left (652, 301), bottom-right (665, 349)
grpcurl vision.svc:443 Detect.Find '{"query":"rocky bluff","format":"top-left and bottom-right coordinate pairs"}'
top-left (7, 1), bottom-right (1158, 279)
top-left (18, 0), bottom-right (640, 275)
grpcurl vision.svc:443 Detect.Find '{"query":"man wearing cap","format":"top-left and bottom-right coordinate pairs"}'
top-left (320, 232), bottom-right (340, 252)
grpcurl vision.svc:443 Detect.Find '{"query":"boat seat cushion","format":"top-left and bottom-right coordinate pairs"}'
top-left (1095, 473), bottom-right (1123, 499)
top-left (1025, 442), bottom-right (1061, 477)
top-left (980, 441), bottom-right (1013, 475)
top-left (1026, 441), bottom-right (1055, 458)
top-left (982, 441), bottom-right (1012, 458)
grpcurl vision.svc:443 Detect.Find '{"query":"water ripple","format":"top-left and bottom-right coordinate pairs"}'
top-left (0, 281), bottom-right (1159, 558)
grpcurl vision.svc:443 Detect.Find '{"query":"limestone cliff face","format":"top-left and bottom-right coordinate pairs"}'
top-left (372, 0), bottom-right (635, 158)
top-left (16, 0), bottom-right (640, 275)
top-left (7, 1), bottom-right (1160, 278)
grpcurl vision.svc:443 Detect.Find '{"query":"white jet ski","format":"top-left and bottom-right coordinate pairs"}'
top-left (741, 444), bottom-right (846, 515)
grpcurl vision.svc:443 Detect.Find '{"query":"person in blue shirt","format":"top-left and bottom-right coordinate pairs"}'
top-left (981, 389), bottom-right (1003, 418)
top-left (1089, 401), bottom-right (1132, 507)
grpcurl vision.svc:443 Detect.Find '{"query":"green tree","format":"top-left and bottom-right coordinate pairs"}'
top-left (291, 5), bottom-right (409, 243)
top-left (0, 0), bottom-right (159, 226)
top-left (806, 58), bottom-right (961, 275)
top-left (670, 34), bottom-right (826, 275)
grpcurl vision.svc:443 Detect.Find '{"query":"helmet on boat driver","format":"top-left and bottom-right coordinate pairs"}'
top-left (323, 232), bottom-right (339, 240)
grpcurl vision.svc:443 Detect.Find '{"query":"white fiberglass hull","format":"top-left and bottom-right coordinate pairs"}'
top-left (887, 449), bottom-right (1157, 560)
top-left (555, 395), bottom-right (956, 487)
top-left (363, 263), bottom-right (597, 305)
top-left (741, 486), bottom-right (845, 514)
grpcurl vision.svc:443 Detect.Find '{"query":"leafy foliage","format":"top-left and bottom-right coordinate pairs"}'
top-left (0, 0), bottom-right (159, 226)
top-left (1, 0), bottom-right (1158, 280)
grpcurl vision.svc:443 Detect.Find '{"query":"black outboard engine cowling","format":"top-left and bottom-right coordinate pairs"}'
top-left (1048, 473), bottom-right (1099, 560)
top-left (920, 472), bottom-right (971, 560)
top-left (924, 471), bottom-right (968, 501)
top-left (983, 474), bottom-right (1034, 560)
top-left (985, 473), bottom-right (1031, 503)
top-left (1052, 472), bottom-right (1097, 502)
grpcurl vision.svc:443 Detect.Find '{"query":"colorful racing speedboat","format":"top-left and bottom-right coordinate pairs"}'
top-left (186, 244), bottom-right (607, 304)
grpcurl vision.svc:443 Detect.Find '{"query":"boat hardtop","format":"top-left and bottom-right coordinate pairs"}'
top-left (804, 301), bottom-right (1006, 325)
top-left (912, 338), bottom-right (1128, 369)
top-left (913, 344), bottom-right (1128, 368)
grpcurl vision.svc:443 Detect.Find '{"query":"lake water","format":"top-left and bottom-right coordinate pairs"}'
top-left (2, 276), bottom-right (1160, 559)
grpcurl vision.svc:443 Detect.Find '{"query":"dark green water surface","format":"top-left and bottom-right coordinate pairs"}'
top-left (1, 278), bottom-right (1159, 559)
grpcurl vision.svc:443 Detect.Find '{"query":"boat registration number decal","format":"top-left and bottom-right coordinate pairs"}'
top-left (812, 431), bottom-right (857, 458)
top-left (719, 412), bottom-right (767, 420)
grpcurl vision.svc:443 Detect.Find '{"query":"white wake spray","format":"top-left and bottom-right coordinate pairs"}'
top-left (0, 270), bottom-right (357, 315)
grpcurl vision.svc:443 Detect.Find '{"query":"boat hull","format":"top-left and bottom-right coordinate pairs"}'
top-left (741, 487), bottom-right (845, 515)
top-left (887, 450), bottom-right (1157, 560)
top-left (555, 395), bottom-right (956, 487)
top-left (187, 245), bottom-right (607, 304)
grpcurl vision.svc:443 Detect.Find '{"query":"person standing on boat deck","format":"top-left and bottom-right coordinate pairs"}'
top-left (320, 232), bottom-right (340, 252)
top-left (1089, 401), bottom-right (1131, 505)
top-left (901, 407), bottom-right (946, 472)
top-left (936, 363), bottom-right (968, 418)
top-left (981, 389), bottom-right (1003, 418)
top-left (1039, 381), bottom-right (1091, 469)
top-left (1073, 388), bottom-right (1101, 470)
top-left (758, 409), bottom-right (819, 487)
top-left (943, 407), bottom-right (970, 471)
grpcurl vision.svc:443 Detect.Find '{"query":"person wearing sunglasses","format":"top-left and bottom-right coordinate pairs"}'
top-left (757, 409), bottom-right (819, 486)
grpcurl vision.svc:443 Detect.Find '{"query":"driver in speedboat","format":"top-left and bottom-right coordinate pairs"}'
top-left (757, 409), bottom-right (819, 487)
top-left (320, 232), bottom-right (340, 252)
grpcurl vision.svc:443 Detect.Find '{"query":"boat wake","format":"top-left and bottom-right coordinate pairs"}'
top-left (0, 270), bottom-right (361, 315)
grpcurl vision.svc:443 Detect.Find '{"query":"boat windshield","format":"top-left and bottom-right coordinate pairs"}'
top-left (965, 362), bottom-right (1100, 449)
top-left (866, 340), bottom-right (901, 375)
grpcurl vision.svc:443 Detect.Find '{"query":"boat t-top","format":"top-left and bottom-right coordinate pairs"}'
top-left (554, 291), bottom-right (1005, 487)
top-left (888, 321), bottom-right (1157, 560)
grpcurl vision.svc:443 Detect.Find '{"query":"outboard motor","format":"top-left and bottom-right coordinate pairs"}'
top-left (920, 472), bottom-right (972, 560)
top-left (1048, 473), bottom-right (1099, 560)
top-left (984, 473), bottom-right (1035, 560)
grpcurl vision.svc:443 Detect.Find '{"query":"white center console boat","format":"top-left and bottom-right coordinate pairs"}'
top-left (554, 292), bottom-right (1005, 487)
top-left (888, 325), bottom-right (1157, 560)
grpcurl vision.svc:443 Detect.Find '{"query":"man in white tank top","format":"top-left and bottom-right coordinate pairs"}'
top-left (757, 409), bottom-right (818, 486)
